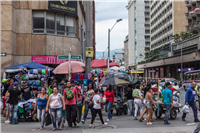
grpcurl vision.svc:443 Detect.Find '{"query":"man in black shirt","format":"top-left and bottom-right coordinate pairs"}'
top-left (7, 82), bottom-right (21, 124)
top-left (125, 84), bottom-right (133, 115)
top-left (21, 80), bottom-right (32, 101)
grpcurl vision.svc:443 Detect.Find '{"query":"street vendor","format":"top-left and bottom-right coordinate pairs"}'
top-left (21, 80), bottom-right (33, 101)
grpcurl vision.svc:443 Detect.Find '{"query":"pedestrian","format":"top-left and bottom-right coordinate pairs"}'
top-left (145, 87), bottom-right (157, 125)
top-left (6, 82), bottom-right (21, 124)
top-left (104, 84), bottom-right (114, 122)
top-left (194, 122), bottom-right (200, 133)
top-left (162, 82), bottom-right (173, 125)
top-left (75, 82), bottom-right (82, 105)
top-left (89, 89), bottom-right (107, 128)
top-left (125, 84), bottom-right (134, 115)
top-left (46, 87), bottom-right (65, 131)
top-left (34, 88), bottom-right (48, 130)
top-left (64, 81), bottom-right (79, 129)
top-left (182, 81), bottom-right (200, 122)
top-left (133, 84), bottom-right (143, 120)
top-left (81, 83), bottom-right (94, 123)
top-left (21, 80), bottom-right (33, 101)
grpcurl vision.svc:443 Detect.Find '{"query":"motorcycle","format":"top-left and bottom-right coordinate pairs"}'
top-left (110, 97), bottom-right (128, 116)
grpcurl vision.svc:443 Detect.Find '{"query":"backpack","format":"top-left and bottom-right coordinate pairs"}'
top-left (66, 87), bottom-right (74, 100)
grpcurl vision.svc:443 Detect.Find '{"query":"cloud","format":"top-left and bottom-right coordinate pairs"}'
top-left (95, 1), bottom-right (128, 52)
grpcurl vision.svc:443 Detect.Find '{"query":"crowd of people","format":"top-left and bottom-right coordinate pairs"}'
top-left (1, 77), bottom-right (200, 132)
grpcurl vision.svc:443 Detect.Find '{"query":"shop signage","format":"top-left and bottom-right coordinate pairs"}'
top-left (48, 0), bottom-right (77, 16)
top-left (1, 52), bottom-right (7, 57)
top-left (32, 56), bottom-right (78, 64)
top-left (86, 47), bottom-right (93, 57)
top-left (177, 67), bottom-right (194, 72)
top-left (58, 55), bottom-right (82, 60)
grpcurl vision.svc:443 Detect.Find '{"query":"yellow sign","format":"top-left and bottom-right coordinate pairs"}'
top-left (86, 47), bottom-right (93, 51)
top-left (86, 47), bottom-right (93, 58)
top-left (60, 0), bottom-right (68, 5)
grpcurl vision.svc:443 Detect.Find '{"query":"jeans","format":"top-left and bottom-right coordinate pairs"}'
top-left (182, 102), bottom-right (198, 121)
top-left (134, 99), bottom-right (143, 117)
top-left (37, 107), bottom-right (46, 128)
top-left (107, 101), bottom-right (113, 119)
top-left (83, 101), bottom-right (93, 121)
top-left (66, 105), bottom-right (77, 127)
top-left (9, 104), bottom-right (18, 123)
top-left (164, 104), bottom-right (171, 122)
top-left (127, 99), bottom-right (133, 115)
top-left (50, 107), bottom-right (62, 128)
top-left (91, 108), bottom-right (104, 124)
top-left (194, 122), bottom-right (200, 133)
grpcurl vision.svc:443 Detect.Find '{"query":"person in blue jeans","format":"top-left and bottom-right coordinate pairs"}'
top-left (34, 88), bottom-right (48, 130)
top-left (46, 87), bottom-right (65, 131)
top-left (162, 82), bottom-right (173, 125)
top-left (182, 81), bottom-right (200, 122)
top-left (104, 84), bottom-right (114, 122)
top-left (6, 82), bottom-right (21, 124)
top-left (81, 83), bottom-right (94, 123)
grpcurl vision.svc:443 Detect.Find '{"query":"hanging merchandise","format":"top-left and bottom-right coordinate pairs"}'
top-left (42, 69), bottom-right (46, 74)
top-left (83, 79), bottom-right (88, 86)
top-left (103, 70), bottom-right (108, 75)
top-left (95, 70), bottom-right (99, 77)
top-left (84, 73), bottom-right (88, 79)
top-left (80, 73), bottom-right (84, 80)
top-left (88, 73), bottom-right (92, 80)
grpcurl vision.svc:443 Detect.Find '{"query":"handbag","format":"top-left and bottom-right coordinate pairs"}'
top-left (102, 95), bottom-right (107, 104)
top-left (45, 112), bottom-right (52, 126)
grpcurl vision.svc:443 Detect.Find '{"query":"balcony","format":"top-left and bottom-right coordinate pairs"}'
top-left (145, 8), bottom-right (150, 12)
top-left (145, 26), bottom-right (150, 29)
top-left (186, 21), bottom-right (200, 32)
top-left (145, 20), bottom-right (150, 24)
top-left (191, 0), bottom-right (196, 4)
top-left (185, 13), bottom-right (192, 19)
top-left (145, 38), bottom-right (150, 42)
top-left (145, 32), bottom-right (150, 35)
top-left (185, 1), bottom-right (192, 7)
top-left (145, 44), bottom-right (150, 47)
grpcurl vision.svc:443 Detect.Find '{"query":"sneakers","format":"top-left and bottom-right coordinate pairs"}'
top-left (139, 119), bottom-right (143, 122)
top-left (182, 118), bottom-right (185, 121)
top-left (81, 119), bottom-right (85, 124)
top-left (106, 119), bottom-right (110, 122)
top-left (102, 123), bottom-right (107, 128)
top-left (52, 128), bottom-right (56, 131)
top-left (195, 119), bottom-right (200, 122)
top-left (89, 124), bottom-right (94, 128)
top-left (147, 122), bottom-right (152, 125)
top-left (164, 122), bottom-right (170, 125)
top-left (5, 120), bottom-right (10, 123)
top-left (58, 126), bottom-right (62, 130)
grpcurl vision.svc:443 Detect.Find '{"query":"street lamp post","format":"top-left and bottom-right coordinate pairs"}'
top-left (181, 43), bottom-right (183, 81)
top-left (107, 19), bottom-right (122, 71)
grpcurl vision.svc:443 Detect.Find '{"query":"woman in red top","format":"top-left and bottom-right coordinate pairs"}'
top-left (104, 84), bottom-right (114, 122)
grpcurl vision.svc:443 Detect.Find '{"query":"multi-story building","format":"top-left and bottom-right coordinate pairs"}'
top-left (112, 50), bottom-right (125, 70)
top-left (1, 0), bottom-right (95, 76)
top-left (185, 0), bottom-right (200, 33)
top-left (124, 35), bottom-right (129, 69)
top-left (127, 0), bottom-right (150, 69)
top-left (150, 0), bottom-right (188, 49)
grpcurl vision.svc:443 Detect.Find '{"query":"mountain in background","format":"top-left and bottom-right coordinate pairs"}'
top-left (95, 48), bottom-right (123, 59)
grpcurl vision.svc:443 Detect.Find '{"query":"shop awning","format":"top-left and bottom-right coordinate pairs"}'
top-left (131, 70), bottom-right (144, 74)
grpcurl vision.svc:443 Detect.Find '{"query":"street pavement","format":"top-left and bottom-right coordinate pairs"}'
top-left (1, 89), bottom-right (198, 133)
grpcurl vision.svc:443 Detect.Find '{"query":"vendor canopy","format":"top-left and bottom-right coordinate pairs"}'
top-left (91, 59), bottom-right (119, 68)
top-left (4, 61), bottom-right (54, 71)
top-left (105, 72), bottom-right (134, 83)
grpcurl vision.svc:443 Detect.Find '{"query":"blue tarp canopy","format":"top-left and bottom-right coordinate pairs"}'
top-left (4, 61), bottom-right (54, 71)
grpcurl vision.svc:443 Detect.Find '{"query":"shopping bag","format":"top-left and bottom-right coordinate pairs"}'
top-left (45, 112), bottom-right (52, 126)
top-left (76, 105), bottom-right (82, 123)
top-left (182, 105), bottom-right (190, 114)
top-left (48, 87), bottom-right (53, 96)
top-left (82, 105), bottom-right (85, 114)
top-left (102, 95), bottom-right (107, 104)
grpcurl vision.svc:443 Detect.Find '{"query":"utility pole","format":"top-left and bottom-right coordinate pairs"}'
top-left (69, 47), bottom-right (71, 81)
top-left (181, 44), bottom-right (183, 81)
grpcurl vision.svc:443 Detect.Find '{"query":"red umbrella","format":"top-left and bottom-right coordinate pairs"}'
top-left (53, 61), bottom-right (85, 74)
top-left (91, 59), bottom-right (119, 68)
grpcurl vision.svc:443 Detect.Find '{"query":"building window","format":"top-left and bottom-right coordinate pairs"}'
top-left (33, 11), bottom-right (44, 33)
top-left (32, 11), bottom-right (76, 37)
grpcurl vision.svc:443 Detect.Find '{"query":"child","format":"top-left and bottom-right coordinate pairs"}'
top-left (89, 89), bottom-right (107, 128)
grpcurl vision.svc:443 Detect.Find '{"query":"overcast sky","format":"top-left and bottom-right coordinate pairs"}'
top-left (95, 1), bottom-right (128, 52)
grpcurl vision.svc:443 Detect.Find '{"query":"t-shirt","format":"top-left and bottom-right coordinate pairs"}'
top-left (85, 90), bottom-right (94, 102)
top-left (8, 87), bottom-right (21, 105)
top-left (162, 88), bottom-right (173, 105)
top-left (64, 87), bottom-right (77, 105)
top-left (125, 90), bottom-right (133, 100)
top-left (3, 82), bottom-right (10, 96)
top-left (93, 95), bottom-right (101, 109)
top-left (21, 87), bottom-right (32, 101)
top-left (169, 87), bottom-right (177, 94)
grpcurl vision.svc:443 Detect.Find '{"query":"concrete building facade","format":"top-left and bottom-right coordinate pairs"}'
top-left (1, 0), bottom-right (95, 76)
top-left (127, 0), bottom-right (150, 68)
top-left (124, 35), bottom-right (129, 69)
top-left (150, 0), bottom-right (188, 49)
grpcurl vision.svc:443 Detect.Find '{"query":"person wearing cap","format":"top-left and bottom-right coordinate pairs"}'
top-left (182, 81), bottom-right (200, 122)
top-left (6, 82), bottom-right (21, 124)
top-left (162, 82), bottom-right (173, 125)
top-left (21, 80), bottom-right (33, 102)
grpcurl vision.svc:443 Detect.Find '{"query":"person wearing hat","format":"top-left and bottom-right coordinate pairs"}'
top-left (162, 82), bottom-right (173, 125)
top-left (6, 82), bottom-right (21, 124)
top-left (21, 80), bottom-right (32, 102)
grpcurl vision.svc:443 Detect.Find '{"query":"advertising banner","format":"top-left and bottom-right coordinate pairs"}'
top-left (32, 56), bottom-right (78, 64)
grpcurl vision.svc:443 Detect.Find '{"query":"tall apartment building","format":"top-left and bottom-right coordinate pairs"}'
top-left (1, 0), bottom-right (95, 76)
top-left (127, 0), bottom-right (150, 68)
top-left (185, 0), bottom-right (200, 33)
top-left (150, 0), bottom-right (188, 49)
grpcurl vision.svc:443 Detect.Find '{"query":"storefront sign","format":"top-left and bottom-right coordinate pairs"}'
top-left (48, 0), bottom-right (77, 16)
top-left (177, 67), bottom-right (194, 72)
top-left (86, 47), bottom-right (93, 57)
top-left (58, 55), bottom-right (82, 60)
top-left (32, 56), bottom-right (78, 64)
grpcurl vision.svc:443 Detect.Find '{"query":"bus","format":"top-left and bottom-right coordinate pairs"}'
top-left (183, 70), bottom-right (200, 91)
